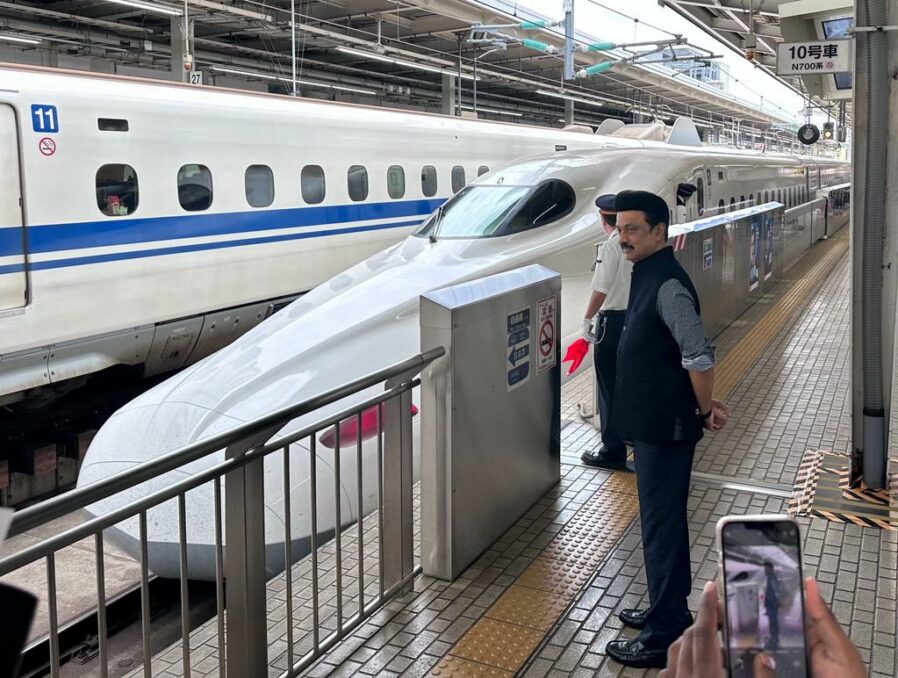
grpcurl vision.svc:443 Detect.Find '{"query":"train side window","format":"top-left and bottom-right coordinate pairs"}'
top-left (348, 165), bottom-right (369, 202)
top-left (451, 166), bottom-right (466, 193)
top-left (245, 165), bottom-right (274, 208)
top-left (696, 177), bottom-right (705, 215)
top-left (749, 193), bottom-right (754, 206)
top-left (776, 189), bottom-right (782, 205)
top-left (301, 165), bottom-right (326, 204)
top-left (478, 165), bottom-right (489, 177)
top-left (717, 199), bottom-right (725, 213)
top-left (421, 166), bottom-right (438, 197)
top-left (764, 190), bottom-right (769, 203)
top-left (96, 164), bottom-right (139, 217)
top-left (729, 197), bottom-right (736, 212)
top-left (740, 195), bottom-right (745, 208)
top-left (387, 165), bottom-right (405, 199)
top-left (178, 164), bottom-right (213, 212)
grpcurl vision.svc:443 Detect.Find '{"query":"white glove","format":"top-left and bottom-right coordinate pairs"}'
top-left (580, 318), bottom-right (598, 344)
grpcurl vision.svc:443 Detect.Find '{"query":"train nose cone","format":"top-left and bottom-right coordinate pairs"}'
top-left (78, 399), bottom-right (243, 579)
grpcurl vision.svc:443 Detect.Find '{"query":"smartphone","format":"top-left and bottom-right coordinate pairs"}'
top-left (717, 515), bottom-right (810, 678)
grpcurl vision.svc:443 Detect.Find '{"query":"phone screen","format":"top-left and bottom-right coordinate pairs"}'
top-left (721, 520), bottom-right (809, 677)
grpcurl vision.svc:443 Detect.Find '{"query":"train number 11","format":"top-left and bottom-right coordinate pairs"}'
top-left (31, 104), bottom-right (59, 133)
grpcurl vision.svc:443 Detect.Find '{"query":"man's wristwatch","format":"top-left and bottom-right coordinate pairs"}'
top-left (699, 408), bottom-right (713, 421)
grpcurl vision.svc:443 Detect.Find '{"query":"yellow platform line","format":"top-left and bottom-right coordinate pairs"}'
top-left (426, 235), bottom-right (849, 677)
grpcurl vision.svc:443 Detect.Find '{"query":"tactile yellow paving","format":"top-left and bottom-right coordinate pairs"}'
top-left (429, 656), bottom-right (513, 676)
top-left (485, 584), bottom-right (572, 631)
top-left (450, 618), bottom-right (544, 671)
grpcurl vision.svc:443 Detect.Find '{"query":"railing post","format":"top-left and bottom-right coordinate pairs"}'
top-left (224, 441), bottom-right (269, 675)
top-left (382, 381), bottom-right (414, 592)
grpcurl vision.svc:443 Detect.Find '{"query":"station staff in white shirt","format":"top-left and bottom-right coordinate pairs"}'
top-left (579, 193), bottom-right (633, 470)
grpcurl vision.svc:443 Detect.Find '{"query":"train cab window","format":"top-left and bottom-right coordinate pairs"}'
top-left (178, 164), bottom-right (213, 212)
top-left (387, 165), bottom-right (405, 199)
top-left (301, 165), bottom-right (326, 204)
top-left (245, 165), bottom-right (274, 208)
top-left (348, 165), bottom-right (369, 202)
top-left (478, 165), bottom-right (489, 177)
top-left (421, 165), bottom-right (438, 197)
top-left (696, 177), bottom-right (705, 215)
top-left (96, 164), bottom-right (138, 217)
top-left (451, 166), bottom-right (466, 193)
top-left (415, 180), bottom-right (574, 239)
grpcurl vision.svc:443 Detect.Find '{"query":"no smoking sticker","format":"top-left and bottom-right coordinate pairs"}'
top-left (537, 296), bottom-right (557, 374)
top-left (38, 137), bottom-right (56, 156)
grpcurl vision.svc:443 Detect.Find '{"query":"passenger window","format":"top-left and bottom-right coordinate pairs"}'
top-left (96, 164), bottom-right (139, 217)
top-left (178, 164), bottom-right (213, 212)
top-left (451, 166), bottom-right (466, 193)
top-left (696, 177), bottom-right (705, 215)
top-left (478, 165), bottom-right (489, 177)
top-left (387, 165), bottom-right (405, 199)
top-left (749, 193), bottom-right (754, 206)
top-left (729, 197), bottom-right (736, 212)
top-left (348, 165), bottom-right (369, 202)
top-left (764, 190), bottom-right (769, 203)
top-left (740, 195), bottom-right (745, 208)
top-left (245, 165), bottom-right (274, 208)
top-left (776, 189), bottom-right (782, 205)
top-left (504, 180), bottom-right (576, 234)
top-left (301, 165), bottom-right (326, 204)
top-left (717, 199), bottom-right (725, 213)
top-left (421, 166), bottom-right (438, 197)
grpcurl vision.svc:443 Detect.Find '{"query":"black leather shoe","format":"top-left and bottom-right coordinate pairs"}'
top-left (606, 638), bottom-right (668, 669)
top-left (619, 608), bottom-right (648, 629)
top-left (581, 447), bottom-right (629, 470)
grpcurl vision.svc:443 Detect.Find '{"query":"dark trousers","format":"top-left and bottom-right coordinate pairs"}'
top-left (593, 311), bottom-right (626, 459)
top-left (634, 438), bottom-right (696, 649)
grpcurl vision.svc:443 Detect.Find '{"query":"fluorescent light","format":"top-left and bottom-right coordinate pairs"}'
top-left (208, 65), bottom-right (376, 96)
top-left (104, 0), bottom-right (183, 16)
top-left (460, 105), bottom-right (523, 118)
top-left (337, 45), bottom-right (480, 81)
top-left (0, 34), bottom-right (41, 45)
top-left (536, 88), bottom-right (606, 109)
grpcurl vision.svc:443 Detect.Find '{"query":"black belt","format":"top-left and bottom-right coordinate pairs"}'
top-left (599, 309), bottom-right (626, 316)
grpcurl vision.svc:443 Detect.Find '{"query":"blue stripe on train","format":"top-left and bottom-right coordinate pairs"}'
top-left (0, 198), bottom-right (443, 258)
top-left (0, 218), bottom-right (425, 276)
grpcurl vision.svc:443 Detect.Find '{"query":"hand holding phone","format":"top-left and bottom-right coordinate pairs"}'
top-left (718, 516), bottom-right (809, 677)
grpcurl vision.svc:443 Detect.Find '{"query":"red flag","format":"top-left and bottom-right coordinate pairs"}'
top-left (562, 338), bottom-right (590, 376)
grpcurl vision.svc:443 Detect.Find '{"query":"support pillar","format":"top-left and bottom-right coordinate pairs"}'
top-left (170, 16), bottom-right (193, 83)
top-left (851, 0), bottom-right (898, 489)
top-left (441, 73), bottom-right (457, 116)
top-left (564, 99), bottom-right (574, 126)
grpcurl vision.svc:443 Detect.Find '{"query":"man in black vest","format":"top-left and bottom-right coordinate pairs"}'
top-left (604, 190), bottom-right (730, 669)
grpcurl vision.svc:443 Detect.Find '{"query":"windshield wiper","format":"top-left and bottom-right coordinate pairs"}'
top-left (428, 203), bottom-right (445, 244)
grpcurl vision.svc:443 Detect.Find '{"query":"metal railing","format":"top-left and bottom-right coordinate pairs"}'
top-left (0, 347), bottom-right (444, 677)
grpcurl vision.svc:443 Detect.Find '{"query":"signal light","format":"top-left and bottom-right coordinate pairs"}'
top-left (822, 122), bottom-right (835, 140)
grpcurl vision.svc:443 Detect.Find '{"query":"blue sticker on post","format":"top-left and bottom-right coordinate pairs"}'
top-left (506, 307), bottom-right (531, 391)
top-left (31, 104), bottom-right (59, 133)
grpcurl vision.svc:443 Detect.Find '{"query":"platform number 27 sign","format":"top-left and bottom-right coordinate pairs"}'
top-left (31, 104), bottom-right (59, 133)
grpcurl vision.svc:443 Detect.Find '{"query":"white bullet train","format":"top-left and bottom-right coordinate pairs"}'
top-left (1, 64), bottom-right (651, 407)
top-left (79, 143), bottom-right (849, 579)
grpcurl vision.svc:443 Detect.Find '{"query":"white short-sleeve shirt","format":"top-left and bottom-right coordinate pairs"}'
top-left (590, 231), bottom-right (632, 311)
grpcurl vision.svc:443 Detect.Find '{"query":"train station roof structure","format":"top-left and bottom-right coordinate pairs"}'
top-left (0, 0), bottom-right (797, 133)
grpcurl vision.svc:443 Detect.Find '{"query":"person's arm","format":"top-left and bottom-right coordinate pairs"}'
top-left (657, 280), bottom-right (729, 430)
top-left (580, 239), bottom-right (616, 338)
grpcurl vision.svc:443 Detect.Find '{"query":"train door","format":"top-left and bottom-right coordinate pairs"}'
top-left (0, 104), bottom-right (26, 311)
top-left (675, 169), bottom-right (704, 223)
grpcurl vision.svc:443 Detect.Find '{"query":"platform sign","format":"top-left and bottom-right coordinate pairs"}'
top-left (506, 306), bottom-right (531, 391)
top-left (703, 238), bottom-right (713, 271)
top-left (776, 40), bottom-right (852, 76)
top-left (536, 296), bottom-right (556, 374)
top-left (189, 70), bottom-right (204, 85)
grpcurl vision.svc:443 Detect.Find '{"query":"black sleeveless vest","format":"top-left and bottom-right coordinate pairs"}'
top-left (608, 246), bottom-right (704, 444)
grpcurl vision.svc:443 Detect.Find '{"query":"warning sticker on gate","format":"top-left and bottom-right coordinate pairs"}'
top-left (537, 296), bottom-right (557, 374)
top-left (506, 307), bottom-right (531, 391)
